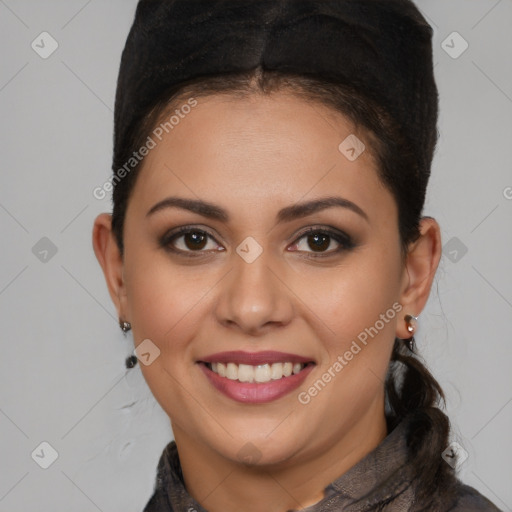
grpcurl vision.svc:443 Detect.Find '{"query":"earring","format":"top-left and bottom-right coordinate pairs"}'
top-left (119, 319), bottom-right (137, 369)
top-left (125, 355), bottom-right (138, 369)
top-left (403, 314), bottom-right (418, 352)
top-left (119, 319), bottom-right (132, 333)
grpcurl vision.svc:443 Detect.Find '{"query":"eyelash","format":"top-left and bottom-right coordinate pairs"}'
top-left (160, 225), bottom-right (356, 259)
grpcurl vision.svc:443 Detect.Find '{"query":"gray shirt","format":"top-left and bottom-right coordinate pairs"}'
top-left (142, 414), bottom-right (502, 511)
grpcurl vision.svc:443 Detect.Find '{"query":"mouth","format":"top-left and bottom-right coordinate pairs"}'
top-left (197, 351), bottom-right (316, 403)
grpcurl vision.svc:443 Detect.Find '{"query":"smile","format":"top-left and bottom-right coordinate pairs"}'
top-left (197, 351), bottom-right (316, 403)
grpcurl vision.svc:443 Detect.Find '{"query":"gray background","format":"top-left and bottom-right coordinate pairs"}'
top-left (1, 0), bottom-right (511, 510)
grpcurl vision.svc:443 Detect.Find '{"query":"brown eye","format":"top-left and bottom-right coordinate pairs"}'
top-left (306, 233), bottom-right (331, 252)
top-left (183, 231), bottom-right (208, 250)
top-left (289, 227), bottom-right (355, 257)
top-left (160, 227), bottom-right (223, 256)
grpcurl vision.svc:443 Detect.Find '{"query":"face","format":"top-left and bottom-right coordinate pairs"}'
top-left (111, 92), bottom-right (410, 466)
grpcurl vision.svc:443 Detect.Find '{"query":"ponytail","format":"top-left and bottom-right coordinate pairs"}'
top-left (385, 338), bottom-right (458, 508)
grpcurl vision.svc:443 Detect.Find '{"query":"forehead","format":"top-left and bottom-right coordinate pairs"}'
top-left (128, 92), bottom-right (395, 222)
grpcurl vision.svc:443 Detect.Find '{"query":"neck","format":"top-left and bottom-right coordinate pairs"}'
top-left (173, 402), bottom-right (387, 512)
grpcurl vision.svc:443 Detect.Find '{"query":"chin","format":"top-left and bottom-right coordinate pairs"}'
top-left (216, 430), bottom-right (308, 468)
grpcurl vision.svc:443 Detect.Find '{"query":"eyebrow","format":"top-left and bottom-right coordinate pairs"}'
top-left (146, 195), bottom-right (369, 223)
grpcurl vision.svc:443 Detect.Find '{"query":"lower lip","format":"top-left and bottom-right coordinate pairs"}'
top-left (198, 363), bottom-right (314, 404)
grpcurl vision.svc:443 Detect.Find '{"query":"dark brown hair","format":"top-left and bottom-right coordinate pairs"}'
top-left (112, 67), bottom-right (457, 508)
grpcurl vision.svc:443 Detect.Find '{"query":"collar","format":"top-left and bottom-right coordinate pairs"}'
top-left (144, 417), bottom-right (417, 512)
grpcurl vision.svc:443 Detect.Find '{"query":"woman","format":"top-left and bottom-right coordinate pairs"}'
top-left (92, 0), bottom-right (502, 510)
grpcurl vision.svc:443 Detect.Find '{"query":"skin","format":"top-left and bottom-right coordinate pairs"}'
top-left (93, 91), bottom-right (442, 512)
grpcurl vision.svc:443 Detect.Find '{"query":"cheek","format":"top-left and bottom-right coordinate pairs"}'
top-left (123, 248), bottom-right (212, 352)
top-left (122, 252), bottom-right (211, 416)
top-left (295, 250), bottom-right (401, 340)
top-left (293, 247), bottom-right (402, 398)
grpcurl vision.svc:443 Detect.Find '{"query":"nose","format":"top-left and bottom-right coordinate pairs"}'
top-left (214, 247), bottom-right (295, 336)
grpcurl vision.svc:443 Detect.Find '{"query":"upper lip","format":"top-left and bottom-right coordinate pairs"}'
top-left (198, 351), bottom-right (315, 366)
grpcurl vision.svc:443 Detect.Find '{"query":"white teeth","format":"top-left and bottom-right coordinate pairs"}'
top-left (208, 361), bottom-right (307, 382)
top-left (238, 364), bottom-right (254, 383)
top-left (270, 363), bottom-right (283, 380)
top-left (254, 364), bottom-right (271, 383)
top-left (226, 362), bottom-right (238, 380)
top-left (217, 362), bottom-right (226, 377)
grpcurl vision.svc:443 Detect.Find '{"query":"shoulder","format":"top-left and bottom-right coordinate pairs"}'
top-left (445, 483), bottom-right (503, 512)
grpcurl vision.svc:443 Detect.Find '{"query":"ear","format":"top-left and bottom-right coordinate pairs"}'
top-left (92, 213), bottom-right (128, 322)
top-left (396, 216), bottom-right (442, 339)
